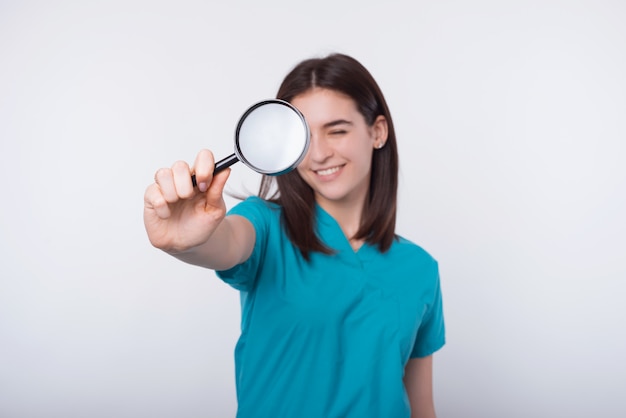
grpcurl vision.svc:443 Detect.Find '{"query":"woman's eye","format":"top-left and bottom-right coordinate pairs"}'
top-left (329, 130), bottom-right (347, 136)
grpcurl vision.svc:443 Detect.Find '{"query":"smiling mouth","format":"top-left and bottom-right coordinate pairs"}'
top-left (315, 166), bottom-right (342, 176)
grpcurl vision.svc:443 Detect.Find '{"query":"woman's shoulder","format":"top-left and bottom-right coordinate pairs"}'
top-left (389, 235), bottom-right (438, 266)
top-left (383, 237), bottom-right (441, 286)
top-left (230, 195), bottom-right (280, 212)
top-left (227, 196), bottom-right (282, 225)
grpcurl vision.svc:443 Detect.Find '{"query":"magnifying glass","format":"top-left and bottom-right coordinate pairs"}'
top-left (192, 99), bottom-right (310, 186)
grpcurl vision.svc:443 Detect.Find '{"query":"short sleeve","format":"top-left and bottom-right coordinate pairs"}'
top-left (215, 196), bottom-right (271, 292)
top-left (410, 262), bottom-right (446, 358)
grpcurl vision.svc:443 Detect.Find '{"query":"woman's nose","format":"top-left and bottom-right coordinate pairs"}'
top-left (307, 133), bottom-right (333, 162)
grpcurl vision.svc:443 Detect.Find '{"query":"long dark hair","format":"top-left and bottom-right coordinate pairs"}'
top-left (259, 53), bottom-right (399, 260)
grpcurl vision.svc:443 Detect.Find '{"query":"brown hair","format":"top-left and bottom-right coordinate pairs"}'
top-left (259, 53), bottom-right (399, 260)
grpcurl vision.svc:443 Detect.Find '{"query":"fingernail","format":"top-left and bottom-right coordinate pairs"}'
top-left (198, 182), bottom-right (208, 192)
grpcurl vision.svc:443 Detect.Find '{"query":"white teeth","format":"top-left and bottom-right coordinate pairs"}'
top-left (316, 166), bottom-right (340, 176)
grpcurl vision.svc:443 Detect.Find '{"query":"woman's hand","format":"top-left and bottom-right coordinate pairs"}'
top-left (143, 149), bottom-right (231, 254)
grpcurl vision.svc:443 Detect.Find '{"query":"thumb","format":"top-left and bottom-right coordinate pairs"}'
top-left (205, 168), bottom-right (231, 205)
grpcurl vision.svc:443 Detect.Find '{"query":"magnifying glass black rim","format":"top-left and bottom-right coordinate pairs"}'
top-left (234, 98), bottom-right (310, 176)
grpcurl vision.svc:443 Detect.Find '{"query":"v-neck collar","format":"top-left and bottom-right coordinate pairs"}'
top-left (314, 204), bottom-right (378, 268)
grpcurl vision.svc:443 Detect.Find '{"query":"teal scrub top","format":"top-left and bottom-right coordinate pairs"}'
top-left (217, 197), bottom-right (445, 418)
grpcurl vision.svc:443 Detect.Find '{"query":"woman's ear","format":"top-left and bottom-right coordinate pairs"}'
top-left (372, 115), bottom-right (389, 149)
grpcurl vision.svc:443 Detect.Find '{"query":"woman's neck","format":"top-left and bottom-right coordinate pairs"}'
top-left (317, 198), bottom-right (365, 250)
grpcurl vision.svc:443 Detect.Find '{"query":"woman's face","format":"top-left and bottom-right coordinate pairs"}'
top-left (291, 88), bottom-right (387, 210)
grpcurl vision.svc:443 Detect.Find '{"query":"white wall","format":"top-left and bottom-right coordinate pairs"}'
top-left (1, 1), bottom-right (624, 417)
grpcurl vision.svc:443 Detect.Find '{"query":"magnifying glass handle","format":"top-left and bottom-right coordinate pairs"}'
top-left (191, 153), bottom-right (239, 187)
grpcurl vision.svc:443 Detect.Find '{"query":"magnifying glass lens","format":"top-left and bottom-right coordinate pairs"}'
top-left (236, 101), bottom-right (309, 175)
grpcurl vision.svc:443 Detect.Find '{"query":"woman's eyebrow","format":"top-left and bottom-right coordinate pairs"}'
top-left (323, 119), bottom-right (353, 129)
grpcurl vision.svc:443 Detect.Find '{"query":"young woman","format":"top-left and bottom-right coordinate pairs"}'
top-left (144, 53), bottom-right (445, 418)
